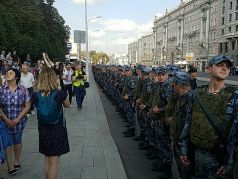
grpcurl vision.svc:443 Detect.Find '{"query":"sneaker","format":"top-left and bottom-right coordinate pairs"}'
top-left (70, 104), bottom-right (74, 108)
top-left (31, 111), bottom-right (35, 115)
top-left (27, 114), bottom-right (31, 118)
top-left (77, 107), bottom-right (81, 111)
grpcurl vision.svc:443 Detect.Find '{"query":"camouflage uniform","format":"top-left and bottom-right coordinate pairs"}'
top-left (188, 85), bottom-right (236, 179)
top-left (122, 68), bottom-right (138, 131)
top-left (225, 89), bottom-right (238, 178)
top-left (169, 72), bottom-right (195, 179)
top-left (152, 77), bottom-right (173, 171)
top-left (138, 69), bottom-right (153, 135)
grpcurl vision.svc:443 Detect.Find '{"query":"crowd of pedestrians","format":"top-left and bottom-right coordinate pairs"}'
top-left (0, 50), bottom-right (89, 179)
top-left (92, 55), bottom-right (238, 179)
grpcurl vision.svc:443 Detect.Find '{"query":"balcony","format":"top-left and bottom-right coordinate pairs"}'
top-left (186, 31), bottom-right (197, 37)
top-left (223, 31), bottom-right (238, 39)
top-left (168, 36), bottom-right (177, 41)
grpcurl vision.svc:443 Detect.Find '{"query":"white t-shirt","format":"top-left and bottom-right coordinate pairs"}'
top-left (20, 72), bottom-right (34, 89)
top-left (63, 69), bottom-right (74, 85)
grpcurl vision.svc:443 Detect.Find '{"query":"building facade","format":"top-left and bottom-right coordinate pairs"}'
top-left (128, 34), bottom-right (154, 66)
top-left (128, 0), bottom-right (238, 68)
top-left (219, 0), bottom-right (238, 65)
top-left (137, 34), bottom-right (154, 66)
top-left (153, 0), bottom-right (220, 69)
top-left (110, 53), bottom-right (129, 65)
top-left (128, 41), bottom-right (138, 65)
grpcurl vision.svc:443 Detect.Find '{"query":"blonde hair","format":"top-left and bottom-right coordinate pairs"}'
top-left (37, 67), bottom-right (59, 92)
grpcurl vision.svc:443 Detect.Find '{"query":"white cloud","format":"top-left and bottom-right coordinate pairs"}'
top-left (90, 30), bottom-right (106, 38)
top-left (155, 12), bottom-right (163, 18)
top-left (74, 17), bottom-right (154, 53)
top-left (116, 37), bottom-right (137, 45)
top-left (137, 21), bottom-right (153, 34)
top-left (72, 0), bottom-right (106, 5)
top-left (102, 19), bottom-right (137, 32)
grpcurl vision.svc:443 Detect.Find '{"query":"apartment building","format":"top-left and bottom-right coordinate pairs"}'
top-left (128, 41), bottom-right (138, 65)
top-left (153, 0), bottom-right (220, 69)
top-left (128, 33), bottom-right (154, 66)
top-left (219, 0), bottom-right (238, 65)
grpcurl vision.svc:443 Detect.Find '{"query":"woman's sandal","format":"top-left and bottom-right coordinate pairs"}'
top-left (8, 169), bottom-right (17, 176)
top-left (14, 164), bottom-right (21, 170)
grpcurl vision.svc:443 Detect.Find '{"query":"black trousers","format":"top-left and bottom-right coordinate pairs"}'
top-left (64, 84), bottom-right (73, 104)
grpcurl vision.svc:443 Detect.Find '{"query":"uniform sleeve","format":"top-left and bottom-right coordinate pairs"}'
top-left (178, 92), bottom-right (195, 156)
top-left (225, 90), bottom-right (238, 174)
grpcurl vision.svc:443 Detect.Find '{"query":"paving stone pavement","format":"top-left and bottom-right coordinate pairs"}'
top-left (1, 72), bottom-right (128, 179)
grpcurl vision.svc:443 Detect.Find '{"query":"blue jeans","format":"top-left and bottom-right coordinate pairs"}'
top-left (74, 86), bottom-right (86, 109)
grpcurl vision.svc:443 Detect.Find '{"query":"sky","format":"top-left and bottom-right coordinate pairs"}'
top-left (54, 0), bottom-right (180, 55)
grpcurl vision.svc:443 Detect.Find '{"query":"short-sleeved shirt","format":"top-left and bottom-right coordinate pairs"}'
top-left (63, 69), bottom-right (74, 85)
top-left (20, 72), bottom-right (35, 89)
top-left (0, 85), bottom-right (31, 133)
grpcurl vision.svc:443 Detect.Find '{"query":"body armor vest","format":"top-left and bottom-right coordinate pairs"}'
top-left (190, 85), bottom-right (235, 149)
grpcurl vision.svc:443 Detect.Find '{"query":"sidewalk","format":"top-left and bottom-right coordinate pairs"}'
top-left (2, 72), bottom-right (128, 179)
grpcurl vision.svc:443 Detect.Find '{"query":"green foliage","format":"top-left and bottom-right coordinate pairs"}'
top-left (0, 0), bottom-right (70, 62)
top-left (80, 50), bottom-right (110, 64)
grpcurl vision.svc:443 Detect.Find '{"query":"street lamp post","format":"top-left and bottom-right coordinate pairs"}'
top-left (85, 0), bottom-right (89, 81)
top-left (85, 0), bottom-right (101, 80)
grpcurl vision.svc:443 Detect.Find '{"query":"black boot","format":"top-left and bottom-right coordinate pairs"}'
top-left (124, 129), bottom-right (135, 137)
top-left (152, 162), bottom-right (171, 172)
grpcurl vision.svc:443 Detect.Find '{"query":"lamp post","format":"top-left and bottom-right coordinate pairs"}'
top-left (85, 0), bottom-right (101, 80)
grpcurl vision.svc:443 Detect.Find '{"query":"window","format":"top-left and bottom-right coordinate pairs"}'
top-left (222, 29), bottom-right (225, 35)
top-left (223, 0), bottom-right (225, 3)
top-left (230, 2), bottom-right (233, 9)
top-left (236, 25), bottom-right (238, 31)
top-left (222, 6), bottom-right (225, 14)
top-left (222, 17), bottom-right (225, 25)
top-left (225, 42), bottom-right (228, 53)
top-left (232, 41), bottom-right (235, 50)
top-left (229, 14), bottom-right (232, 22)
top-left (236, 13), bottom-right (238, 20)
top-left (229, 26), bottom-right (232, 32)
top-left (220, 43), bottom-right (223, 53)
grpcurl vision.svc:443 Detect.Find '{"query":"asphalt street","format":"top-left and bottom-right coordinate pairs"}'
top-left (98, 86), bottom-right (179, 179)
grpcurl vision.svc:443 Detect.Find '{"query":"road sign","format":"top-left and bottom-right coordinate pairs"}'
top-left (74, 30), bottom-right (86, 44)
top-left (67, 43), bottom-right (72, 51)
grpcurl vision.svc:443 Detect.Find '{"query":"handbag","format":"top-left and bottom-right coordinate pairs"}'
top-left (84, 82), bottom-right (90, 88)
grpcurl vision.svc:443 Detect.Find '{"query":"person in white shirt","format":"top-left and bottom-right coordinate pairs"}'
top-left (20, 62), bottom-right (35, 116)
top-left (62, 62), bottom-right (74, 107)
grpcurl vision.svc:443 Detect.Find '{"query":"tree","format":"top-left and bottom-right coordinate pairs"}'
top-left (0, 0), bottom-right (70, 62)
